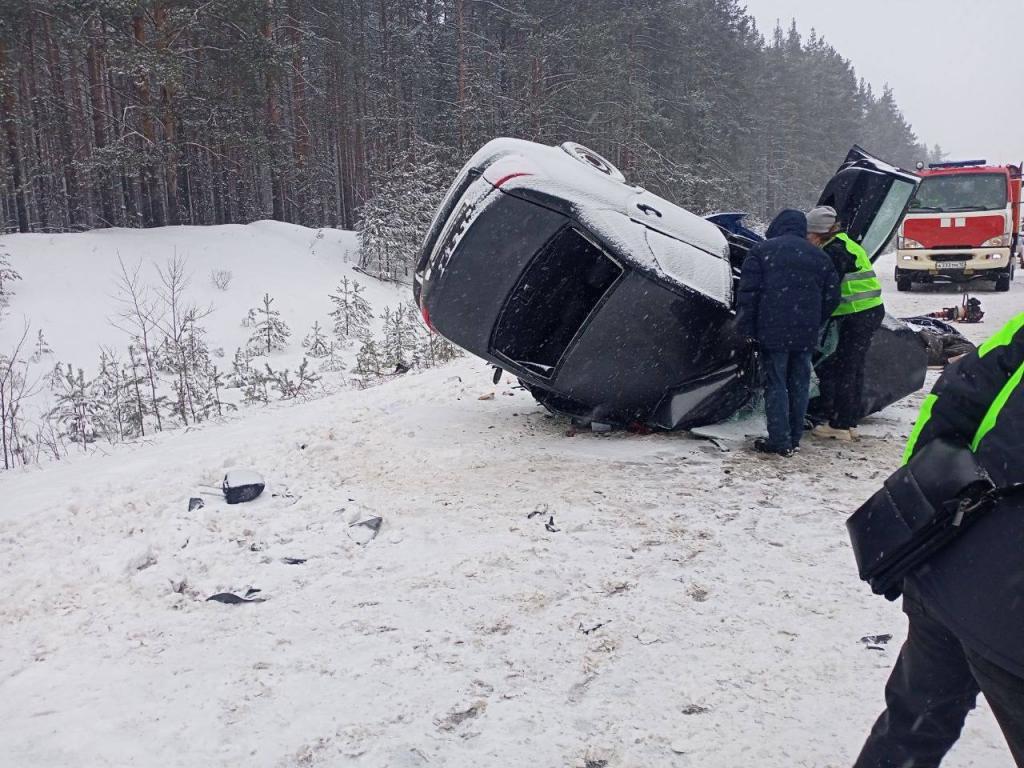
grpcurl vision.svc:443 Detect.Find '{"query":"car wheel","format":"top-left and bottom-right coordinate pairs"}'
top-left (559, 142), bottom-right (627, 183)
top-left (895, 269), bottom-right (912, 292)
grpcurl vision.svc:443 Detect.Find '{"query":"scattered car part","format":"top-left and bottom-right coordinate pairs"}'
top-left (348, 515), bottom-right (383, 545)
top-left (206, 591), bottom-right (266, 604)
top-left (222, 469), bottom-right (266, 505)
top-left (902, 316), bottom-right (977, 366)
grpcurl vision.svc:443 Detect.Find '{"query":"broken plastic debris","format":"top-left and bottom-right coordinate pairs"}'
top-left (860, 633), bottom-right (893, 646)
top-left (206, 590), bottom-right (266, 604)
top-left (348, 516), bottom-right (383, 545)
top-left (222, 469), bottom-right (265, 504)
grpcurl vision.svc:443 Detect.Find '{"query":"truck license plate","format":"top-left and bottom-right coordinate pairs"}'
top-left (937, 260), bottom-right (967, 270)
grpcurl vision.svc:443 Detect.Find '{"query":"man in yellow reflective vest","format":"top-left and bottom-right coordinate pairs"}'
top-left (852, 311), bottom-right (1024, 766)
top-left (805, 205), bottom-right (885, 440)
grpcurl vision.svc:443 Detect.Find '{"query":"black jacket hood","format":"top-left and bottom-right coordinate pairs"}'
top-left (766, 209), bottom-right (808, 239)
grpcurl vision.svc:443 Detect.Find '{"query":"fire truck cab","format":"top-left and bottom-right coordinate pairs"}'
top-left (895, 159), bottom-right (1021, 292)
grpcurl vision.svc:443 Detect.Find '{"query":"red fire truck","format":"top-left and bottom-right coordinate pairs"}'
top-left (894, 159), bottom-right (1021, 291)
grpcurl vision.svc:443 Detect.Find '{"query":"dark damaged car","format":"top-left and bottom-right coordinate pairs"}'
top-left (414, 138), bottom-right (927, 430)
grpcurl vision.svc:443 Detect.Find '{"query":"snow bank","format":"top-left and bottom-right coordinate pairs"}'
top-left (0, 220), bottom-right (404, 368)
top-left (0, 221), bottom-right (409, 425)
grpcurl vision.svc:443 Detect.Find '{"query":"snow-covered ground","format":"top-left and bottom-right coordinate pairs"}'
top-left (0, 221), bottom-right (408, 425)
top-left (0, 245), bottom-right (1020, 767)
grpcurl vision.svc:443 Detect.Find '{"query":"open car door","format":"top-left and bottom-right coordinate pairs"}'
top-left (817, 146), bottom-right (921, 262)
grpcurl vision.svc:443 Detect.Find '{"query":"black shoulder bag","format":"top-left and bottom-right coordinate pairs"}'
top-left (846, 437), bottom-right (1002, 600)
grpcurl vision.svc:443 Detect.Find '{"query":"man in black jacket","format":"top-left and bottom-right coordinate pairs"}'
top-left (853, 312), bottom-right (1024, 767)
top-left (737, 209), bottom-right (840, 456)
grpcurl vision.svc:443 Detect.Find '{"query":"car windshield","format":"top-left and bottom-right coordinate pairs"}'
top-left (910, 173), bottom-right (1007, 212)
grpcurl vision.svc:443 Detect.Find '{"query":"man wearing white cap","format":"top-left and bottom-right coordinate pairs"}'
top-left (806, 205), bottom-right (885, 440)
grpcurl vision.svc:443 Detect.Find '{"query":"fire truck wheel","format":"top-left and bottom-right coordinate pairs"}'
top-left (995, 270), bottom-right (1011, 292)
top-left (895, 270), bottom-right (912, 292)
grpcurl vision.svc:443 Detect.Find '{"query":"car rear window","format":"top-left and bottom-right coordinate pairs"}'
top-left (491, 227), bottom-right (622, 377)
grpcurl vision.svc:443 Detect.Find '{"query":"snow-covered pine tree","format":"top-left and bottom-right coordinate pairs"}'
top-left (247, 293), bottom-right (291, 355)
top-left (202, 365), bottom-right (235, 418)
top-left (182, 308), bottom-right (215, 421)
top-left (111, 257), bottom-right (164, 432)
top-left (90, 349), bottom-right (129, 441)
top-left (121, 346), bottom-right (148, 437)
top-left (0, 326), bottom-right (33, 469)
top-left (380, 304), bottom-right (417, 371)
top-left (0, 245), bottom-right (21, 314)
top-left (319, 341), bottom-right (347, 374)
top-left (241, 366), bottom-right (270, 405)
top-left (328, 277), bottom-right (372, 341)
top-left (50, 364), bottom-right (101, 448)
top-left (354, 337), bottom-right (383, 385)
top-left (30, 329), bottom-right (53, 363)
top-left (266, 358), bottom-right (321, 400)
top-left (302, 321), bottom-right (330, 358)
top-left (357, 139), bottom-right (449, 281)
top-left (229, 346), bottom-right (255, 388)
top-left (293, 357), bottom-right (321, 396)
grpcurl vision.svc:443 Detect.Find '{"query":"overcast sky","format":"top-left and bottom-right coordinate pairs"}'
top-left (742, 0), bottom-right (1024, 165)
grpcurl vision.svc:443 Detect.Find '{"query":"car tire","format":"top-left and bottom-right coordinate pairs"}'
top-left (995, 270), bottom-right (1011, 292)
top-left (895, 269), bottom-right (912, 292)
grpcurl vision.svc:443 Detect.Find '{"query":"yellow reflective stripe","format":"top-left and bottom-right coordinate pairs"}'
top-left (842, 270), bottom-right (877, 283)
top-left (840, 289), bottom-right (883, 304)
top-left (903, 393), bottom-right (938, 465)
top-left (978, 312), bottom-right (1024, 358)
top-left (970, 361), bottom-right (1024, 451)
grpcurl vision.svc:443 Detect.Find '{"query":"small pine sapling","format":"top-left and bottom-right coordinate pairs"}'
top-left (30, 329), bottom-right (53, 363)
top-left (329, 277), bottom-right (372, 341)
top-left (302, 321), bottom-right (331, 358)
top-left (247, 293), bottom-right (291, 355)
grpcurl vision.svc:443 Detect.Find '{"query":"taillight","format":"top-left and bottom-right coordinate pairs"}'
top-left (420, 303), bottom-right (434, 331)
top-left (491, 171), bottom-right (531, 188)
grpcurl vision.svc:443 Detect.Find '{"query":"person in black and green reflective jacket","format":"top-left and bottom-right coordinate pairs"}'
top-left (853, 312), bottom-right (1024, 768)
top-left (805, 205), bottom-right (885, 441)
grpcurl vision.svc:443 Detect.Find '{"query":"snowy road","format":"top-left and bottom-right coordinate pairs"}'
top-left (1, 254), bottom-right (1020, 767)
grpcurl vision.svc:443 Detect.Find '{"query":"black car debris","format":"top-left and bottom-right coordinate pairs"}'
top-left (414, 138), bottom-right (926, 430)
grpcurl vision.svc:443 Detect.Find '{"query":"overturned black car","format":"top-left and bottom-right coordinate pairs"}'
top-left (414, 138), bottom-right (927, 430)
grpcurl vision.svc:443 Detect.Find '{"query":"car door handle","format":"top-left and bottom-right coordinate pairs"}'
top-left (637, 203), bottom-right (662, 217)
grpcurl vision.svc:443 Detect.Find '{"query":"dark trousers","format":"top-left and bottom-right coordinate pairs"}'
top-left (762, 349), bottom-right (813, 451)
top-left (854, 588), bottom-right (1024, 768)
top-left (816, 304), bottom-right (885, 429)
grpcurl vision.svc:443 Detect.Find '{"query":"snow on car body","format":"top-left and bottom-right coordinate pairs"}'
top-left (414, 138), bottom-right (926, 430)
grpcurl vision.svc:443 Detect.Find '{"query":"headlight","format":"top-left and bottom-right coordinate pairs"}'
top-left (899, 237), bottom-right (924, 249)
top-left (982, 234), bottom-right (1011, 247)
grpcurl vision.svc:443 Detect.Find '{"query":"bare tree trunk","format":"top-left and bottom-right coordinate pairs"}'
top-left (154, 4), bottom-right (180, 225)
top-left (133, 11), bottom-right (165, 227)
top-left (87, 22), bottom-right (115, 226)
top-left (42, 13), bottom-right (83, 229)
top-left (456, 0), bottom-right (466, 152)
top-left (262, 3), bottom-right (285, 221)
top-left (0, 39), bottom-right (29, 233)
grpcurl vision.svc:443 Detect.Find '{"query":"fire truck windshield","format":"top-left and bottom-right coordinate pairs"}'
top-left (910, 173), bottom-right (1007, 213)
